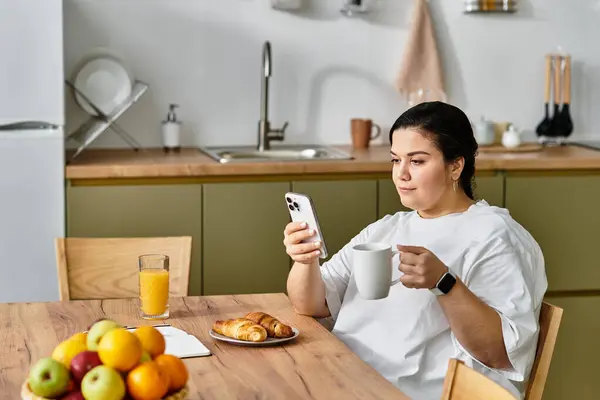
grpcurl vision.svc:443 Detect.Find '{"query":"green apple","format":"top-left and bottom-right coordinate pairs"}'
top-left (28, 357), bottom-right (70, 398)
top-left (140, 350), bottom-right (151, 363)
top-left (81, 365), bottom-right (125, 400)
top-left (87, 319), bottom-right (121, 351)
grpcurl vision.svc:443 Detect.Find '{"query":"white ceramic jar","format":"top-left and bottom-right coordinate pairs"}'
top-left (502, 125), bottom-right (522, 148)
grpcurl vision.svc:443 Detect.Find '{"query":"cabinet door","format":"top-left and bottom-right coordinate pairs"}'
top-left (203, 182), bottom-right (290, 295)
top-left (505, 174), bottom-right (600, 291)
top-left (473, 172), bottom-right (504, 207)
top-left (378, 173), bottom-right (504, 219)
top-left (291, 180), bottom-right (377, 261)
top-left (542, 296), bottom-right (600, 400)
top-left (67, 184), bottom-right (203, 295)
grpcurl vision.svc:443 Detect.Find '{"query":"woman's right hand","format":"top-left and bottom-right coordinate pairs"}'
top-left (283, 221), bottom-right (322, 265)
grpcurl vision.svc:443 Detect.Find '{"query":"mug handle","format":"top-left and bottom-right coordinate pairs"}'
top-left (371, 123), bottom-right (382, 140)
top-left (390, 249), bottom-right (401, 286)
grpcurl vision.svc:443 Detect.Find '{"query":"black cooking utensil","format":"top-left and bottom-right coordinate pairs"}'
top-left (535, 54), bottom-right (553, 139)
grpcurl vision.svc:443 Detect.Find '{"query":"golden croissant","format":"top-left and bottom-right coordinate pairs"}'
top-left (212, 318), bottom-right (268, 342)
top-left (244, 311), bottom-right (294, 338)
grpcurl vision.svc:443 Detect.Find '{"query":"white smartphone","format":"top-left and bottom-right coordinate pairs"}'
top-left (285, 192), bottom-right (328, 259)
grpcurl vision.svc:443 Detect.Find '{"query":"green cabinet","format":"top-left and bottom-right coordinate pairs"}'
top-left (473, 173), bottom-right (504, 207)
top-left (65, 171), bottom-right (600, 299)
top-left (377, 172), bottom-right (504, 219)
top-left (66, 183), bottom-right (203, 295)
top-left (202, 182), bottom-right (290, 295)
top-left (291, 180), bottom-right (378, 261)
top-left (63, 170), bottom-right (600, 399)
top-left (505, 173), bottom-right (600, 291)
top-left (543, 296), bottom-right (600, 400)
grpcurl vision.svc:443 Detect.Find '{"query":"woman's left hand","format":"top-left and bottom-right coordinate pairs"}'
top-left (396, 245), bottom-right (448, 289)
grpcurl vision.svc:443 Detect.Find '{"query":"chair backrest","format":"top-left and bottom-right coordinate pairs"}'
top-left (525, 301), bottom-right (564, 400)
top-left (441, 359), bottom-right (516, 400)
top-left (55, 237), bottom-right (192, 301)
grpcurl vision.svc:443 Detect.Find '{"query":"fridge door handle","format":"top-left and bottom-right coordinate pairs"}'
top-left (0, 121), bottom-right (59, 131)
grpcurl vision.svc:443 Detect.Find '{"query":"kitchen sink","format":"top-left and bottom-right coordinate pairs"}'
top-left (199, 145), bottom-right (354, 163)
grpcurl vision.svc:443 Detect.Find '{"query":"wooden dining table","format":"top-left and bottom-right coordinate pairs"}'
top-left (0, 293), bottom-right (408, 399)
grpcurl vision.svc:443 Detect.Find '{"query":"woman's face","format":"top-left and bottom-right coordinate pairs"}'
top-left (390, 128), bottom-right (459, 214)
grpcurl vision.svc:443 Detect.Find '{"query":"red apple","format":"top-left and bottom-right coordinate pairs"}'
top-left (70, 351), bottom-right (102, 383)
top-left (61, 391), bottom-right (84, 400)
top-left (66, 379), bottom-right (77, 392)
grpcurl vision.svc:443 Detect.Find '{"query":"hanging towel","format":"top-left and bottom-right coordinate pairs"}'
top-left (395, 0), bottom-right (446, 103)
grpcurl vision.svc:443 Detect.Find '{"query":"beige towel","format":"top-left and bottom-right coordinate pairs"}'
top-left (395, 0), bottom-right (446, 103)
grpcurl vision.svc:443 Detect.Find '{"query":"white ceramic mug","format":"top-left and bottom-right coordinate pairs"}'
top-left (353, 242), bottom-right (401, 300)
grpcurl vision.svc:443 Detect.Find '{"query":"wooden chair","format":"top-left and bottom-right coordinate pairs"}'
top-left (55, 237), bottom-right (192, 301)
top-left (525, 301), bottom-right (564, 400)
top-left (441, 358), bottom-right (516, 400)
top-left (442, 301), bottom-right (563, 400)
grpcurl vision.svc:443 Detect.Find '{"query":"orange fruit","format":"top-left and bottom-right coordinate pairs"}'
top-left (154, 354), bottom-right (188, 391)
top-left (134, 326), bottom-right (166, 359)
top-left (52, 338), bottom-right (87, 368)
top-left (126, 361), bottom-right (170, 400)
top-left (69, 332), bottom-right (87, 346)
top-left (97, 328), bottom-right (143, 372)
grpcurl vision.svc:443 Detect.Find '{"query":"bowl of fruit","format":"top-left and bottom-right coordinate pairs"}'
top-left (21, 319), bottom-right (189, 400)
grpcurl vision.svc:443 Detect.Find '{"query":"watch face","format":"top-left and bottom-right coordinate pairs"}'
top-left (438, 273), bottom-right (457, 294)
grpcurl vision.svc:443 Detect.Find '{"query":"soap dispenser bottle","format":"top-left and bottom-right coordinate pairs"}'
top-left (162, 103), bottom-right (181, 153)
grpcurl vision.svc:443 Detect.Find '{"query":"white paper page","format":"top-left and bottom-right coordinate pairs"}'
top-left (126, 325), bottom-right (211, 358)
top-left (165, 333), bottom-right (211, 358)
top-left (155, 325), bottom-right (190, 338)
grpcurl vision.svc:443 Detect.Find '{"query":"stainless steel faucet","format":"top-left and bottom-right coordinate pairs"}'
top-left (258, 41), bottom-right (288, 151)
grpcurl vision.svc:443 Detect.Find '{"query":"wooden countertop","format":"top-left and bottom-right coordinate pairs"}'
top-left (2, 293), bottom-right (407, 399)
top-left (65, 144), bottom-right (600, 180)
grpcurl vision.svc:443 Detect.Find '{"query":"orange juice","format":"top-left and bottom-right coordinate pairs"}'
top-left (139, 269), bottom-right (169, 318)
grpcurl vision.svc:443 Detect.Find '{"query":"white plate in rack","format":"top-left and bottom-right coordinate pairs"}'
top-left (209, 327), bottom-right (300, 346)
top-left (73, 56), bottom-right (133, 116)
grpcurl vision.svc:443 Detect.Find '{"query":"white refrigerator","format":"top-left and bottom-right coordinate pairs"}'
top-left (0, 0), bottom-right (65, 302)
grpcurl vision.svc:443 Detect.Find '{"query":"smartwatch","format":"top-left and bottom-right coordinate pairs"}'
top-left (430, 270), bottom-right (457, 296)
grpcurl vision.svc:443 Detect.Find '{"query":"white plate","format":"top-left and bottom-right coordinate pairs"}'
top-left (73, 56), bottom-right (133, 116)
top-left (209, 327), bottom-right (300, 346)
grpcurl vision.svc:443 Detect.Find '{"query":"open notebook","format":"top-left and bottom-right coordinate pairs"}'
top-left (125, 325), bottom-right (211, 358)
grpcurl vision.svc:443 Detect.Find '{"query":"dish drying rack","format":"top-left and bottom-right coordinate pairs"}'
top-left (64, 80), bottom-right (149, 163)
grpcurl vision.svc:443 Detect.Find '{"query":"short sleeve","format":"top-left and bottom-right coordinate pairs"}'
top-left (320, 231), bottom-right (363, 321)
top-left (320, 214), bottom-right (396, 321)
top-left (456, 238), bottom-right (547, 382)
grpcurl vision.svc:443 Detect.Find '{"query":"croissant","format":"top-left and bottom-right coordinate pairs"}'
top-left (212, 318), bottom-right (268, 342)
top-left (244, 312), bottom-right (294, 338)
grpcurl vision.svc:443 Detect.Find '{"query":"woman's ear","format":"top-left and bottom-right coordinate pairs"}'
top-left (451, 157), bottom-right (465, 180)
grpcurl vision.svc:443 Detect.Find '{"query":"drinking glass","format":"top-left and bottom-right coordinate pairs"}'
top-left (139, 254), bottom-right (170, 320)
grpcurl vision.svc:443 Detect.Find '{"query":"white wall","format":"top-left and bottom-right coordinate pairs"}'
top-left (63, 0), bottom-right (600, 149)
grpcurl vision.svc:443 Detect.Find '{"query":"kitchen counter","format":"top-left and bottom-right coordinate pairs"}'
top-left (65, 144), bottom-right (600, 180)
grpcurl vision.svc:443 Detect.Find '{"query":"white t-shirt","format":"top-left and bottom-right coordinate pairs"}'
top-left (320, 200), bottom-right (547, 400)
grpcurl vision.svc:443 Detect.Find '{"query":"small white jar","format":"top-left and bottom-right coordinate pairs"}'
top-left (502, 125), bottom-right (522, 149)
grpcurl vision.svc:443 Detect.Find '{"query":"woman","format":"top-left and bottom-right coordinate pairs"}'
top-left (283, 102), bottom-right (547, 400)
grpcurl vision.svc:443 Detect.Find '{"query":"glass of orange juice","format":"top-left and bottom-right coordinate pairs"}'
top-left (139, 254), bottom-right (170, 320)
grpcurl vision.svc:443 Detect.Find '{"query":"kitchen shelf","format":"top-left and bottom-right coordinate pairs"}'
top-left (464, 0), bottom-right (517, 13)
